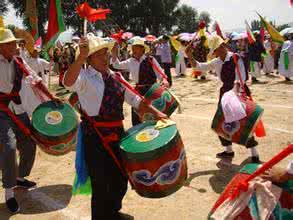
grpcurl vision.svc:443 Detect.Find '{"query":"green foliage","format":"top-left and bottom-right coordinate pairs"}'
top-left (0, 0), bottom-right (8, 16)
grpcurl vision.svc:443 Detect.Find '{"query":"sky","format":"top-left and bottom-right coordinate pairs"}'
top-left (3, 0), bottom-right (293, 32)
top-left (181, 0), bottom-right (293, 31)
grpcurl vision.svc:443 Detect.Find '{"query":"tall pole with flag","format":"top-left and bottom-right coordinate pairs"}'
top-left (25, 0), bottom-right (39, 40)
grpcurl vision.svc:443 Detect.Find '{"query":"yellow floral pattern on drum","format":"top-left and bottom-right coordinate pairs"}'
top-left (136, 128), bottom-right (160, 143)
top-left (45, 111), bottom-right (63, 125)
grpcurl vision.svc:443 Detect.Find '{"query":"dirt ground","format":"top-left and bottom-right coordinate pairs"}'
top-left (0, 69), bottom-right (292, 220)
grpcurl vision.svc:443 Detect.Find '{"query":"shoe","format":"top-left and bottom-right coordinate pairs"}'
top-left (285, 77), bottom-right (291, 81)
top-left (6, 197), bottom-right (20, 213)
top-left (252, 77), bottom-right (259, 83)
top-left (17, 179), bottom-right (37, 189)
top-left (216, 151), bottom-right (235, 159)
top-left (200, 76), bottom-right (206, 80)
top-left (251, 156), bottom-right (260, 163)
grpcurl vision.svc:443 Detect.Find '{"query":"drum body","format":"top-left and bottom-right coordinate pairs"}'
top-left (211, 97), bottom-right (264, 146)
top-left (144, 83), bottom-right (178, 118)
top-left (32, 101), bottom-right (78, 155)
top-left (120, 121), bottom-right (187, 198)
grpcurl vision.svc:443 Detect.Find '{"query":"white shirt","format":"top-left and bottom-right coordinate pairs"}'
top-left (27, 57), bottom-right (50, 87)
top-left (0, 54), bottom-right (43, 115)
top-left (288, 161), bottom-right (293, 175)
top-left (195, 51), bottom-right (247, 82)
top-left (64, 66), bottom-right (142, 117)
top-left (111, 55), bottom-right (164, 84)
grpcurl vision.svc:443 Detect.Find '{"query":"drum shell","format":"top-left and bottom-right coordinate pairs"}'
top-left (211, 97), bottom-right (264, 146)
top-left (121, 130), bottom-right (187, 198)
top-left (31, 101), bottom-right (78, 156)
top-left (144, 83), bottom-right (178, 117)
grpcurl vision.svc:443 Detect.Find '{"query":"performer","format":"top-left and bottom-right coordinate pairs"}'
top-left (278, 34), bottom-right (293, 81)
top-left (191, 36), bottom-right (209, 80)
top-left (186, 35), bottom-right (260, 163)
top-left (0, 29), bottom-right (58, 213)
top-left (248, 32), bottom-right (266, 83)
top-left (64, 37), bottom-right (166, 219)
top-left (175, 39), bottom-right (188, 77)
top-left (263, 36), bottom-right (275, 75)
top-left (27, 46), bottom-right (50, 87)
top-left (111, 37), bottom-right (169, 126)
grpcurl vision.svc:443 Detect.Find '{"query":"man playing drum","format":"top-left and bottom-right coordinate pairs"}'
top-left (64, 36), bottom-right (166, 220)
top-left (186, 35), bottom-right (260, 163)
top-left (0, 29), bottom-right (58, 213)
top-left (111, 37), bottom-right (169, 126)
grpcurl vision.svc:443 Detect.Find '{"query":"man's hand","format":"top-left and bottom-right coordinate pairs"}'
top-left (262, 166), bottom-right (291, 184)
top-left (161, 79), bottom-right (169, 88)
top-left (111, 42), bottom-right (119, 60)
top-left (78, 38), bottom-right (89, 61)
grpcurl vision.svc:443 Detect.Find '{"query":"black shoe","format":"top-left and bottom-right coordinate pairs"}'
top-left (286, 77), bottom-right (291, 81)
top-left (216, 151), bottom-right (235, 159)
top-left (252, 77), bottom-right (259, 83)
top-left (251, 156), bottom-right (260, 163)
top-left (6, 197), bottom-right (20, 213)
top-left (17, 179), bottom-right (37, 189)
top-left (200, 76), bottom-right (206, 80)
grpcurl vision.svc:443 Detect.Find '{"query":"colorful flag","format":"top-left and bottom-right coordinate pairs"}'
top-left (260, 26), bottom-right (265, 43)
top-left (215, 21), bottom-right (224, 39)
top-left (76, 2), bottom-right (111, 22)
top-left (34, 37), bottom-right (42, 49)
top-left (290, 0), bottom-right (293, 7)
top-left (45, 0), bottom-right (65, 48)
top-left (245, 20), bottom-right (256, 44)
top-left (25, 0), bottom-right (39, 40)
top-left (256, 12), bottom-right (285, 44)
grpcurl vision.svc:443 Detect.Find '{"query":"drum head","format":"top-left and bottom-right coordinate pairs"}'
top-left (121, 121), bottom-right (178, 161)
top-left (32, 101), bottom-right (78, 139)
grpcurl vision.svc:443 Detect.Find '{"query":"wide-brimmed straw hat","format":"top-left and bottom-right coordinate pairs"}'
top-left (75, 36), bottom-right (115, 59)
top-left (208, 35), bottom-right (228, 55)
top-left (0, 29), bottom-right (20, 44)
top-left (127, 37), bottom-right (150, 53)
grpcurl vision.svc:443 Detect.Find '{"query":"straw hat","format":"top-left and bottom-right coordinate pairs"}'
top-left (0, 29), bottom-right (20, 44)
top-left (127, 37), bottom-right (150, 53)
top-left (75, 36), bottom-right (115, 59)
top-left (208, 35), bottom-right (228, 55)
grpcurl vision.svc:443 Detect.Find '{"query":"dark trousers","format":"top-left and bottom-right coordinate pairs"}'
top-left (161, 63), bottom-right (172, 87)
top-left (131, 107), bottom-right (141, 126)
top-left (82, 122), bottom-right (128, 220)
top-left (0, 112), bottom-right (36, 188)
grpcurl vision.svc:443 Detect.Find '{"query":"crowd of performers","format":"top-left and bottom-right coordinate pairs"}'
top-left (0, 25), bottom-right (292, 219)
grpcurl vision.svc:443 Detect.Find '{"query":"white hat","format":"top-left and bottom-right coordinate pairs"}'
top-left (128, 37), bottom-right (150, 53)
top-left (0, 29), bottom-right (20, 44)
top-left (75, 36), bottom-right (115, 59)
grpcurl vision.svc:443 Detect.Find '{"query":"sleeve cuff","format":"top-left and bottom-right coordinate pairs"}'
top-left (287, 161), bottom-right (293, 175)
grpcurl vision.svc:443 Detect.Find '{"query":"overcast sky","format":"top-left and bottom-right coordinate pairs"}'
top-left (3, 0), bottom-right (293, 31)
top-left (181, 0), bottom-right (293, 31)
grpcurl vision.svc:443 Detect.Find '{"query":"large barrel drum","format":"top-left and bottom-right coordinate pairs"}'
top-left (120, 121), bottom-right (187, 198)
top-left (211, 97), bottom-right (264, 146)
top-left (31, 101), bottom-right (78, 155)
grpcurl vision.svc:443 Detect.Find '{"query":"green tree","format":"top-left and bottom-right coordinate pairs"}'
top-left (173, 4), bottom-right (198, 34)
top-left (0, 0), bottom-right (8, 16)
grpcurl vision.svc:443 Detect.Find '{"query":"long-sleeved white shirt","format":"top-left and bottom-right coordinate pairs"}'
top-left (111, 55), bottom-right (164, 84)
top-left (64, 66), bottom-right (142, 117)
top-left (195, 51), bottom-right (247, 82)
top-left (0, 54), bottom-right (43, 115)
top-left (27, 57), bottom-right (50, 87)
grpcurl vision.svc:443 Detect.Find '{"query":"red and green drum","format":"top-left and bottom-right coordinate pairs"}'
top-left (68, 92), bottom-right (81, 114)
top-left (120, 121), bottom-right (187, 198)
top-left (211, 98), bottom-right (264, 146)
top-left (143, 83), bottom-right (178, 120)
top-left (31, 101), bottom-right (78, 156)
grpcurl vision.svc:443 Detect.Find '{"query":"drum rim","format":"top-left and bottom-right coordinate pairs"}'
top-left (144, 83), bottom-right (161, 99)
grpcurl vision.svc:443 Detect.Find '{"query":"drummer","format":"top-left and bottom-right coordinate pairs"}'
top-left (64, 36), bottom-right (167, 219)
top-left (0, 29), bottom-right (58, 213)
top-left (186, 35), bottom-right (260, 163)
top-left (111, 37), bottom-right (169, 126)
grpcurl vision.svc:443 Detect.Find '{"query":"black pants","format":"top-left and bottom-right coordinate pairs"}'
top-left (161, 63), bottom-right (172, 87)
top-left (131, 107), bottom-right (141, 126)
top-left (82, 122), bottom-right (128, 220)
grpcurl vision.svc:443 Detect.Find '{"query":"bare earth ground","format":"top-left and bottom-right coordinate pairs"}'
top-left (0, 68), bottom-right (292, 220)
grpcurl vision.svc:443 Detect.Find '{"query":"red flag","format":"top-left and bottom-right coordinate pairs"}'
top-left (260, 26), bottom-right (265, 43)
top-left (45, 0), bottom-right (65, 47)
top-left (111, 30), bottom-right (124, 44)
top-left (245, 20), bottom-right (256, 44)
top-left (76, 2), bottom-right (111, 22)
top-left (290, 0), bottom-right (293, 6)
top-left (215, 22), bottom-right (224, 39)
